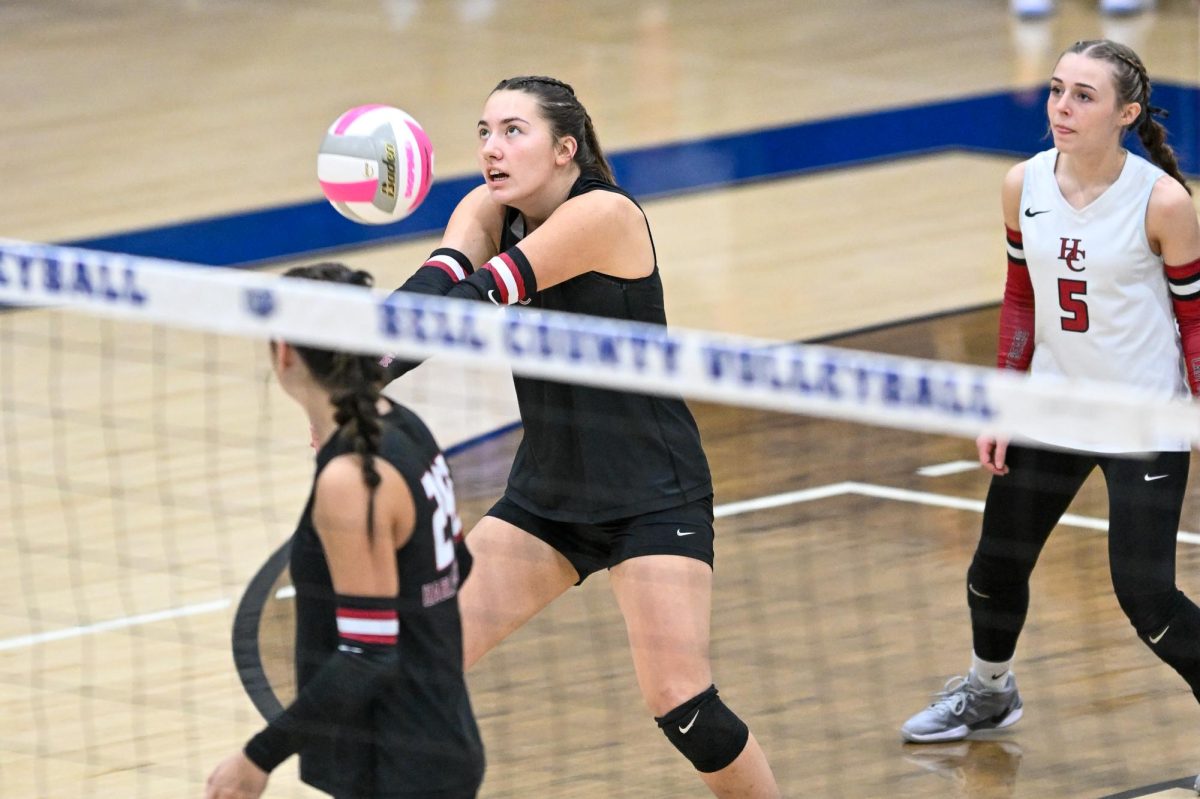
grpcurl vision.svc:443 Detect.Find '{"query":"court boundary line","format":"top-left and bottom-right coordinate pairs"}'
top-left (804, 300), bottom-right (1000, 344)
top-left (4, 480), bottom-right (1195, 653)
top-left (1098, 775), bottom-right (1197, 799)
top-left (0, 598), bottom-right (230, 652)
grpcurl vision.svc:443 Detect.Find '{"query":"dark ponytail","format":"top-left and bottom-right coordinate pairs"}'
top-left (1064, 39), bottom-right (1191, 195)
top-left (492, 75), bottom-right (616, 184)
top-left (1134, 110), bottom-right (1190, 195)
top-left (329, 355), bottom-right (383, 533)
top-left (283, 262), bottom-right (387, 537)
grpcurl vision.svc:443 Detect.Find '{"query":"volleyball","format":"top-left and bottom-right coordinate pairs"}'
top-left (317, 104), bottom-right (434, 225)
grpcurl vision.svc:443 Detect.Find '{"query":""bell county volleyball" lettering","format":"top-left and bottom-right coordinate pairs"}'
top-left (701, 343), bottom-right (995, 420)
top-left (504, 319), bottom-right (682, 374)
top-left (374, 294), bottom-right (994, 423)
top-left (378, 296), bottom-right (487, 350)
top-left (0, 252), bottom-right (147, 306)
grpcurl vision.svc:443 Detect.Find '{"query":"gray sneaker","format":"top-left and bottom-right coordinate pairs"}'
top-left (901, 671), bottom-right (1023, 743)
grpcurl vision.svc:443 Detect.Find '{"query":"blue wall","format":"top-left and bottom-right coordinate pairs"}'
top-left (70, 84), bottom-right (1200, 268)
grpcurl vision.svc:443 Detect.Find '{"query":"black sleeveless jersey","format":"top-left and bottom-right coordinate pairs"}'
top-left (289, 401), bottom-right (483, 798)
top-left (501, 174), bottom-right (713, 522)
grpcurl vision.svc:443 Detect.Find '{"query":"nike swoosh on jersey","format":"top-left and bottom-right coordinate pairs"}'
top-left (1024, 208), bottom-right (1050, 217)
top-left (1144, 474), bottom-right (1169, 481)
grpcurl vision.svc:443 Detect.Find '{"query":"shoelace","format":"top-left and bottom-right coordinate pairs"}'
top-left (928, 675), bottom-right (987, 716)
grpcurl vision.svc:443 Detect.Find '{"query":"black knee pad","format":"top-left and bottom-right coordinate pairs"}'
top-left (1116, 591), bottom-right (1200, 696)
top-left (654, 685), bottom-right (750, 773)
top-left (1115, 587), bottom-right (1179, 638)
top-left (965, 559), bottom-right (1030, 661)
top-left (967, 555), bottom-right (1032, 598)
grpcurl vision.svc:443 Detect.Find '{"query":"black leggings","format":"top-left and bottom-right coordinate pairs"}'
top-left (967, 444), bottom-right (1200, 697)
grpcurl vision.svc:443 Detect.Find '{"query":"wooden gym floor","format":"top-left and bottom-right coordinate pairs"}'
top-left (2, 0), bottom-right (1200, 796)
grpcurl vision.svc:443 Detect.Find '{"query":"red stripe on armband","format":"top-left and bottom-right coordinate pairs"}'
top-left (482, 262), bottom-right (508, 303)
top-left (483, 252), bottom-right (525, 305)
top-left (424, 254), bottom-right (467, 283)
top-left (336, 607), bottom-right (399, 645)
top-left (1168, 257), bottom-right (1200, 395)
top-left (497, 252), bottom-right (525, 298)
top-left (1005, 225), bottom-right (1025, 266)
top-left (1166, 256), bottom-right (1200, 284)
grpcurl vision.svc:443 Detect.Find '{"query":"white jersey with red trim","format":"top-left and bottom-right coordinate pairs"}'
top-left (1019, 148), bottom-right (1187, 452)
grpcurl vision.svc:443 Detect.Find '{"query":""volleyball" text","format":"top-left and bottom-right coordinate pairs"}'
top-left (0, 253), bottom-right (147, 306)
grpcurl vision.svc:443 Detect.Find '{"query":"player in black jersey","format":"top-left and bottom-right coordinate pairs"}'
top-left (206, 264), bottom-right (483, 799)
top-left (390, 77), bottom-right (780, 798)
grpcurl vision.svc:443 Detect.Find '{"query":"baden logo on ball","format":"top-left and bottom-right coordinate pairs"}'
top-left (317, 104), bottom-right (434, 225)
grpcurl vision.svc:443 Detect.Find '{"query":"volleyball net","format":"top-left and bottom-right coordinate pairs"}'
top-left (3, 239), bottom-right (1200, 798)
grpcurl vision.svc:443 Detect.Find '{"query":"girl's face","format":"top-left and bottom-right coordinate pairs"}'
top-left (476, 89), bottom-right (574, 205)
top-left (1047, 52), bottom-right (1140, 154)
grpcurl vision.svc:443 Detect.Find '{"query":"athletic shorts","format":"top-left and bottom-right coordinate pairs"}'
top-left (485, 493), bottom-right (716, 583)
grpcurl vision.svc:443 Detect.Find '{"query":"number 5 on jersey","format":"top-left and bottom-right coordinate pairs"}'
top-left (1058, 277), bottom-right (1089, 333)
top-left (421, 454), bottom-right (462, 571)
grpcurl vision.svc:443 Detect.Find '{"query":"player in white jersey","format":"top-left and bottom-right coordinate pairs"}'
top-left (900, 39), bottom-right (1200, 788)
top-left (1016, 146), bottom-right (1187, 451)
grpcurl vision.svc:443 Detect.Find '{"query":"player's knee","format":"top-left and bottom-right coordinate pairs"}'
top-left (654, 685), bottom-right (749, 773)
top-left (967, 555), bottom-right (999, 591)
top-left (1114, 586), bottom-right (1179, 637)
top-left (966, 559), bottom-right (1029, 605)
top-left (970, 547), bottom-right (1030, 582)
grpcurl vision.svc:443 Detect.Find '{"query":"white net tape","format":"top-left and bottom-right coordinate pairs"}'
top-left (2, 237), bottom-right (1196, 452)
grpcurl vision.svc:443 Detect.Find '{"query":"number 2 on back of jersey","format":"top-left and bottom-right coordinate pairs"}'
top-left (420, 454), bottom-right (462, 571)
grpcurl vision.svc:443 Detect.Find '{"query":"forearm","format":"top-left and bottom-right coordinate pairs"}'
top-left (997, 226), bottom-right (1035, 371)
top-left (383, 248), bottom-right (476, 379)
top-left (1167, 255), bottom-right (1200, 394)
top-left (243, 596), bottom-right (399, 773)
top-left (396, 247), bottom-right (474, 296)
top-left (444, 246), bottom-right (537, 305)
top-left (384, 245), bottom-right (537, 380)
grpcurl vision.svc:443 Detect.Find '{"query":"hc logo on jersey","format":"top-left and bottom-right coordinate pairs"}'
top-left (1058, 238), bottom-right (1086, 272)
top-left (244, 288), bottom-right (276, 318)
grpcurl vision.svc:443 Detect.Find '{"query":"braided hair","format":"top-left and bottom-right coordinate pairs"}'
top-left (282, 262), bottom-right (387, 536)
top-left (492, 75), bottom-right (616, 184)
top-left (1063, 39), bottom-right (1191, 195)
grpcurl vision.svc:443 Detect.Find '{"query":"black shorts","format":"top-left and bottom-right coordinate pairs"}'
top-left (486, 494), bottom-right (716, 583)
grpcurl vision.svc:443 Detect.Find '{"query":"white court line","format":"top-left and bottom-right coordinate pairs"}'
top-left (0, 598), bottom-right (231, 652)
top-left (713, 482), bottom-right (858, 518)
top-left (3, 482), bottom-right (1197, 652)
top-left (916, 460), bottom-right (980, 477)
top-left (741, 480), bottom-right (1200, 544)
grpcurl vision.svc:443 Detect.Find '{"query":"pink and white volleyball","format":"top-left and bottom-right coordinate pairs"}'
top-left (317, 105), bottom-right (434, 224)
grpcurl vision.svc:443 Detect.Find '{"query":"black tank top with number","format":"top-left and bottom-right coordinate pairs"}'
top-left (289, 400), bottom-right (483, 798)
top-left (501, 173), bottom-right (713, 522)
